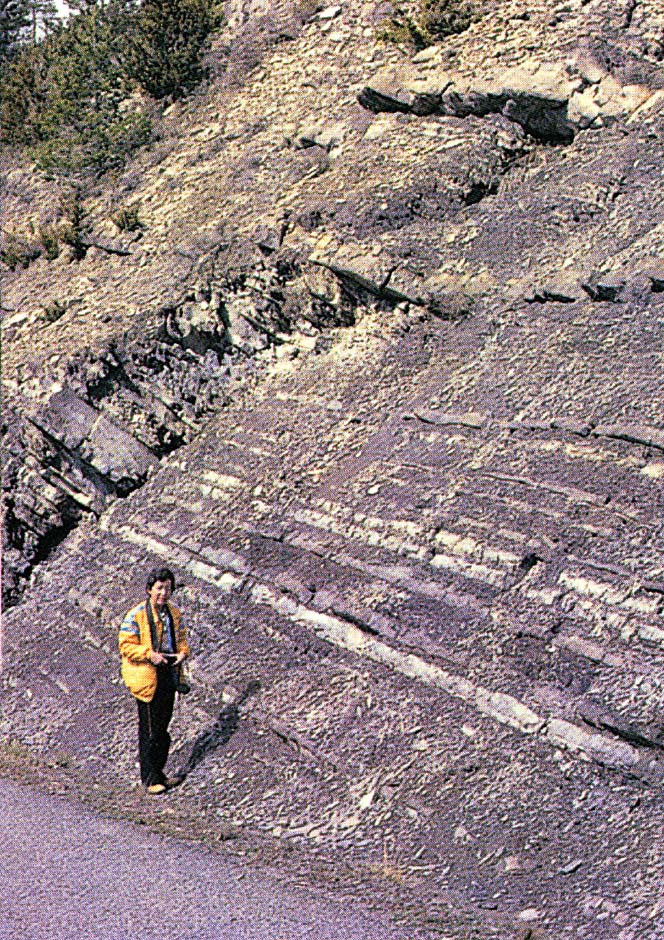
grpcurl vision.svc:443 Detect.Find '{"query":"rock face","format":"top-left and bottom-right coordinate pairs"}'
top-left (2, 0), bottom-right (664, 937)
top-left (1, 235), bottom-right (359, 603)
top-left (359, 55), bottom-right (655, 142)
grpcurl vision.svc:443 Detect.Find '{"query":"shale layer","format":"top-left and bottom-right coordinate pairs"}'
top-left (2, 1), bottom-right (664, 937)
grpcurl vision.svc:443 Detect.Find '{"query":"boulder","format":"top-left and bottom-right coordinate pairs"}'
top-left (581, 273), bottom-right (627, 302)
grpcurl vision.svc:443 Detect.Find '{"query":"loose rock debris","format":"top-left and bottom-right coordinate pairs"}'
top-left (3, 1), bottom-right (664, 938)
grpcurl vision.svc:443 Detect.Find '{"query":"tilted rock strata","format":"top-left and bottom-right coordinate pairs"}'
top-left (2, 0), bottom-right (664, 936)
top-left (359, 56), bottom-right (657, 142)
top-left (3, 299), bottom-right (664, 937)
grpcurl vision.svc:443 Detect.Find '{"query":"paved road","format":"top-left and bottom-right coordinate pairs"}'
top-left (0, 779), bottom-right (418, 940)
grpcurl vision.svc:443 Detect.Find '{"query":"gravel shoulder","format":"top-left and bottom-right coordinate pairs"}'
top-left (0, 777), bottom-right (426, 940)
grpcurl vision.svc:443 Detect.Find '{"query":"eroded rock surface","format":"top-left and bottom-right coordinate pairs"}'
top-left (2, 0), bottom-right (664, 937)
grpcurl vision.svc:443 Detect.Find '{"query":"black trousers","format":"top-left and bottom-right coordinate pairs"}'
top-left (137, 669), bottom-right (176, 786)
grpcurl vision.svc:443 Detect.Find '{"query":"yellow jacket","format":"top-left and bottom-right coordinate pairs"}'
top-left (118, 600), bottom-right (189, 702)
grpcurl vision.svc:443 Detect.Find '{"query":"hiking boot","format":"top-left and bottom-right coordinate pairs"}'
top-left (146, 782), bottom-right (167, 795)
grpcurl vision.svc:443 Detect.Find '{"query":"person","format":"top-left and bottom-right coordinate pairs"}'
top-left (118, 567), bottom-right (190, 795)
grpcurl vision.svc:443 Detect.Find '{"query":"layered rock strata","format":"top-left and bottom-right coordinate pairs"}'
top-left (2, 0), bottom-right (664, 937)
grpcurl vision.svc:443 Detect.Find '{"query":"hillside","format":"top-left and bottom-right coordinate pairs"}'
top-left (2, 0), bottom-right (664, 937)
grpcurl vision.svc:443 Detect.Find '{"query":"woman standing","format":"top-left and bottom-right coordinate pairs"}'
top-left (119, 567), bottom-right (189, 794)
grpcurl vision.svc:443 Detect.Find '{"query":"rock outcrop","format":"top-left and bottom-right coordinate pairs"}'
top-left (2, 0), bottom-right (664, 937)
top-left (359, 55), bottom-right (658, 142)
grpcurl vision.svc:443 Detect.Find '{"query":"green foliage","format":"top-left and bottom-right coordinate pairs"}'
top-left (1, 0), bottom-right (222, 175)
top-left (1, 3), bottom-right (152, 174)
top-left (37, 220), bottom-right (60, 258)
top-left (35, 191), bottom-right (90, 259)
top-left (0, 0), bottom-right (59, 70)
top-left (0, 0), bottom-right (30, 64)
top-left (33, 7), bottom-right (152, 174)
top-left (57, 190), bottom-right (89, 257)
top-left (124, 0), bottom-right (223, 101)
top-left (110, 204), bottom-right (142, 232)
top-left (31, 108), bottom-right (152, 176)
top-left (376, 12), bottom-right (428, 50)
top-left (0, 191), bottom-right (89, 270)
top-left (40, 298), bottom-right (67, 322)
top-left (0, 227), bottom-right (40, 268)
top-left (25, 0), bottom-right (58, 44)
top-left (0, 39), bottom-right (46, 143)
top-left (377, 0), bottom-right (475, 49)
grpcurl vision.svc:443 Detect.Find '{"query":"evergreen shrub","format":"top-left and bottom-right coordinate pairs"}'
top-left (0, 0), bottom-right (223, 176)
top-left (377, 0), bottom-right (476, 49)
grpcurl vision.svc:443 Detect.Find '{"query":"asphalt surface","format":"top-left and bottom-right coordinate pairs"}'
top-left (0, 779), bottom-right (419, 940)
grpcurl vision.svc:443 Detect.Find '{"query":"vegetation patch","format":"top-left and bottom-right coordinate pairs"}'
top-left (377, 0), bottom-right (476, 50)
top-left (0, 191), bottom-right (89, 269)
top-left (36, 222), bottom-right (61, 260)
top-left (0, 226), bottom-right (41, 270)
top-left (56, 191), bottom-right (89, 259)
top-left (0, 0), bottom-right (223, 178)
top-left (40, 299), bottom-right (67, 323)
top-left (123, 0), bottom-right (224, 101)
top-left (110, 205), bottom-right (143, 233)
top-left (0, 737), bottom-right (32, 764)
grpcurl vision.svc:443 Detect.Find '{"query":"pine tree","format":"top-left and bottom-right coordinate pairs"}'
top-left (0, 0), bottom-right (31, 64)
top-left (0, 36), bottom-right (47, 140)
top-left (0, 0), bottom-right (220, 171)
top-left (124, 0), bottom-right (221, 101)
top-left (1, 2), bottom-right (150, 173)
top-left (25, 0), bottom-right (59, 44)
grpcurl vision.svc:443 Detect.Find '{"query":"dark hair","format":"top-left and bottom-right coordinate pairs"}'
top-left (146, 567), bottom-right (176, 593)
